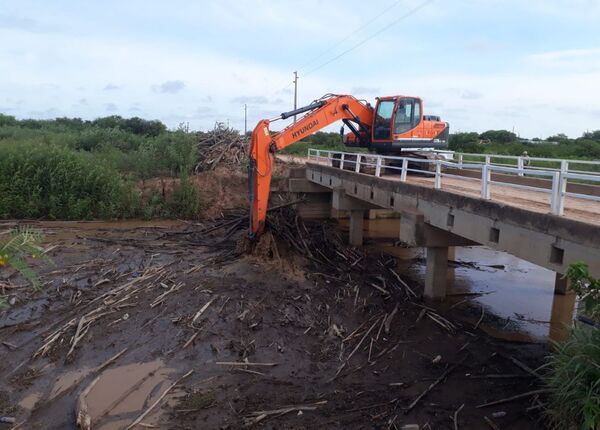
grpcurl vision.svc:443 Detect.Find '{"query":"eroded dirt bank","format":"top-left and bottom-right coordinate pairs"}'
top-left (0, 219), bottom-right (548, 429)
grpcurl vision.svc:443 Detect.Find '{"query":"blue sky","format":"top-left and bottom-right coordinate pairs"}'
top-left (1, 0), bottom-right (599, 138)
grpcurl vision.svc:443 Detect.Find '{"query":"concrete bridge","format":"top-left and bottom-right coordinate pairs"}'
top-left (284, 150), bottom-right (600, 301)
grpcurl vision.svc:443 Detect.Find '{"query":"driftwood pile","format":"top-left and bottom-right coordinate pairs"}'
top-left (194, 124), bottom-right (248, 172)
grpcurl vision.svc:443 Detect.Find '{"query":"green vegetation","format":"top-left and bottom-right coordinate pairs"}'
top-left (545, 325), bottom-right (600, 430)
top-left (0, 142), bottom-right (137, 219)
top-left (0, 227), bottom-right (49, 307)
top-left (0, 114), bottom-right (202, 220)
top-left (567, 262), bottom-right (600, 320)
top-left (450, 129), bottom-right (600, 160)
top-left (280, 131), bottom-right (366, 155)
top-left (280, 131), bottom-right (347, 155)
top-left (544, 263), bottom-right (600, 430)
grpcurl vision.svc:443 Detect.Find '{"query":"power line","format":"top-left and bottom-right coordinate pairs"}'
top-left (267, 1), bottom-right (413, 100)
top-left (303, 0), bottom-right (434, 77)
top-left (297, 0), bottom-right (406, 73)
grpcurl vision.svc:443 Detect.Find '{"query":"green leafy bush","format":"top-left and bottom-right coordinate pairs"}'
top-left (0, 226), bottom-right (48, 291)
top-left (567, 262), bottom-right (600, 320)
top-left (0, 142), bottom-right (138, 219)
top-left (168, 177), bottom-right (202, 219)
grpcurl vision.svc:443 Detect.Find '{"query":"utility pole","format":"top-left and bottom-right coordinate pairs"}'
top-left (244, 104), bottom-right (247, 136)
top-left (293, 71), bottom-right (298, 123)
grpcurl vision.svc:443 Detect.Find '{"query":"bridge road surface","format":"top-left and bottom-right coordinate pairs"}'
top-left (402, 174), bottom-right (600, 227)
top-left (277, 154), bottom-right (600, 226)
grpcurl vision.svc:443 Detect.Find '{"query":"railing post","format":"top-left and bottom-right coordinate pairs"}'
top-left (481, 165), bottom-right (491, 199)
top-left (485, 155), bottom-right (491, 166)
top-left (340, 153), bottom-right (345, 170)
top-left (375, 156), bottom-right (382, 177)
top-left (556, 172), bottom-right (567, 216)
top-left (561, 160), bottom-right (568, 175)
top-left (434, 161), bottom-right (442, 189)
top-left (316, 150), bottom-right (321, 161)
top-left (517, 157), bottom-right (524, 176)
top-left (550, 171), bottom-right (560, 215)
top-left (457, 153), bottom-right (463, 168)
top-left (400, 158), bottom-right (408, 182)
top-left (355, 154), bottom-right (362, 173)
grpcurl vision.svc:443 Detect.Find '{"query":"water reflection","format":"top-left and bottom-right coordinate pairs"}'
top-left (342, 218), bottom-right (577, 341)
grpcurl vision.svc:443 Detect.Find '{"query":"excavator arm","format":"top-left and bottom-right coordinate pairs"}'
top-left (248, 94), bottom-right (373, 237)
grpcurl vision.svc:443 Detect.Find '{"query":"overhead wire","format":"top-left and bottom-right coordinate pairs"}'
top-left (296, 0), bottom-right (406, 73)
top-left (302, 0), bottom-right (434, 77)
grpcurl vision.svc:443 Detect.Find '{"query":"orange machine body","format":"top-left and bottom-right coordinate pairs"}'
top-left (248, 94), bottom-right (448, 237)
top-left (345, 96), bottom-right (448, 153)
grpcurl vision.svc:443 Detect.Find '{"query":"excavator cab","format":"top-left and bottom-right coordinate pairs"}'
top-left (370, 96), bottom-right (447, 152)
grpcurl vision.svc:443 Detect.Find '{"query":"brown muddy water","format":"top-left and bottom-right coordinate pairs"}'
top-left (342, 218), bottom-right (577, 342)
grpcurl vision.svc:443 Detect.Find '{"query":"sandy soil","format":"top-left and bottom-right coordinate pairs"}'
top-left (0, 219), bottom-right (549, 430)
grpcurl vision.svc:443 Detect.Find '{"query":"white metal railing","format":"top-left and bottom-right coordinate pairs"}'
top-left (307, 149), bottom-right (600, 216)
top-left (454, 152), bottom-right (600, 177)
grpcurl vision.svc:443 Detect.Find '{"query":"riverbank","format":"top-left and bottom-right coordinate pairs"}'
top-left (0, 219), bottom-right (548, 429)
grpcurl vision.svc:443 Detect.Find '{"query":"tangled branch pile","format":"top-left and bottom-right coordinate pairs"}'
top-left (195, 124), bottom-right (248, 172)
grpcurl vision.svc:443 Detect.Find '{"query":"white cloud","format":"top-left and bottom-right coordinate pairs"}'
top-left (152, 80), bottom-right (186, 94)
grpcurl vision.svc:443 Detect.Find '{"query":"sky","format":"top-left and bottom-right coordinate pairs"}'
top-left (1, 0), bottom-right (599, 138)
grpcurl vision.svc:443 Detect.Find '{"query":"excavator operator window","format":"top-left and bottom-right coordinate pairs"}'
top-left (394, 98), bottom-right (421, 134)
top-left (374, 100), bottom-right (395, 140)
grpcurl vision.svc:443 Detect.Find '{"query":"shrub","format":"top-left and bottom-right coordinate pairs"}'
top-left (544, 325), bottom-right (600, 430)
top-left (567, 262), bottom-right (600, 321)
top-left (168, 177), bottom-right (201, 219)
top-left (544, 263), bottom-right (600, 430)
top-left (0, 226), bottom-right (48, 293)
top-left (0, 143), bottom-right (138, 219)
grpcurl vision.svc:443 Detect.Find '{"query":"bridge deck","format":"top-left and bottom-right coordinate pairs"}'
top-left (400, 174), bottom-right (600, 226)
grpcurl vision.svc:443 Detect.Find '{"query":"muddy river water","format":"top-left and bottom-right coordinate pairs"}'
top-left (343, 218), bottom-right (577, 342)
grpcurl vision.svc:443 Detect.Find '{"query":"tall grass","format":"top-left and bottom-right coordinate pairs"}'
top-left (545, 325), bottom-right (600, 429)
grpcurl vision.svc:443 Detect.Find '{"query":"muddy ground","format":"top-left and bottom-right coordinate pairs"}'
top-left (0, 218), bottom-right (549, 430)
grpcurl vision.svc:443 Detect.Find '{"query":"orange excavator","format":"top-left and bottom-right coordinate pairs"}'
top-left (248, 93), bottom-right (449, 237)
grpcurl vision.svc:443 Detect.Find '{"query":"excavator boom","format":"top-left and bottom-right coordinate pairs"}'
top-left (247, 92), bottom-right (448, 238)
top-left (248, 94), bottom-right (373, 237)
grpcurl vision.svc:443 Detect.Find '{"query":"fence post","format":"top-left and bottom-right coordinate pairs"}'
top-left (457, 153), bottom-right (463, 168)
top-left (400, 158), bottom-right (408, 182)
top-left (485, 155), bottom-right (491, 166)
top-left (481, 165), bottom-right (491, 199)
top-left (340, 153), bottom-right (345, 170)
top-left (316, 150), bottom-right (321, 161)
top-left (434, 161), bottom-right (442, 189)
top-left (375, 156), bottom-right (382, 177)
top-left (517, 157), bottom-right (524, 176)
top-left (355, 154), bottom-right (362, 173)
top-left (561, 160), bottom-right (568, 175)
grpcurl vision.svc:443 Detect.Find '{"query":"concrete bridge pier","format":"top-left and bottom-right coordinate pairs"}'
top-left (349, 210), bottom-right (365, 246)
top-left (400, 212), bottom-right (476, 300)
top-left (425, 247), bottom-right (449, 299)
top-left (331, 187), bottom-right (379, 247)
top-left (554, 272), bottom-right (573, 295)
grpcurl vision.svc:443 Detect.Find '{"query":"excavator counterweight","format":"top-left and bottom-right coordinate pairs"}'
top-left (248, 93), bottom-right (448, 238)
